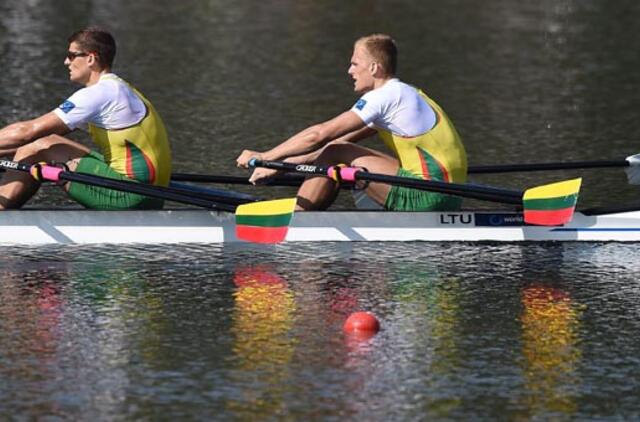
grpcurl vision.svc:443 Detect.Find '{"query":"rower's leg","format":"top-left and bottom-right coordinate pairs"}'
top-left (296, 142), bottom-right (399, 210)
top-left (0, 135), bottom-right (90, 209)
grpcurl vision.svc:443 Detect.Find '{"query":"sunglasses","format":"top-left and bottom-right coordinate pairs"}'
top-left (66, 51), bottom-right (89, 60)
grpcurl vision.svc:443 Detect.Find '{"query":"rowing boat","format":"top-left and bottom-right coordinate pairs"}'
top-left (2, 208), bottom-right (639, 245)
top-left (1, 156), bottom-right (639, 244)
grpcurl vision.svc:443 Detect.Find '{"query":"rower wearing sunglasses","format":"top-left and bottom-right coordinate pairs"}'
top-left (0, 27), bottom-right (171, 210)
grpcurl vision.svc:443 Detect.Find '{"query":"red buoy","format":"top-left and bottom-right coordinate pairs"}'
top-left (343, 311), bottom-right (380, 334)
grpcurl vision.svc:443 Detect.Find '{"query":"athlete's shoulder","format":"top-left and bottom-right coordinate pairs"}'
top-left (391, 79), bottom-right (424, 96)
top-left (99, 72), bottom-right (125, 83)
top-left (64, 82), bottom-right (104, 106)
top-left (72, 74), bottom-right (119, 97)
top-left (374, 78), bottom-right (401, 92)
top-left (95, 73), bottom-right (127, 90)
top-left (360, 78), bottom-right (399, 101)
top-left (373, 78), bottom-right (418, 100)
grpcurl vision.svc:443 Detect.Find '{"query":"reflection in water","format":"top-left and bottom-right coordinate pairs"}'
top-left (386, 265), bottom-right (463, 417)
top-left (227, 265), bottom-right (297, 418)
top-left (2, 242), bottom-right (640, 419)
top-left (75, 267), bottom-right (166, 355)
top-left (310, 268), bottom-right (375, 356)
top-left (520, 285), bottom-right (582, 417)
top-left (0, 262), bottom-right (173, 419)
top-left (0, 270), bottom-right (66, 417)
top-left (392, 266), bottom-right (462, 372)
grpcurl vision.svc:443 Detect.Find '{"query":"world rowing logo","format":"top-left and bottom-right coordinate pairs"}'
top-left (354, 99), bottom-right (367, 110)
top-left (58, 100), bottom-right (76, 114)
top-left (475, 213), bottom-right (526, 226)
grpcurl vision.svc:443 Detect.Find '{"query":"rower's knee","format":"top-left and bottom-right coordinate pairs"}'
top-left (316, 141), bottom-right (353, 165)
top-left (13, 135), bottom-right (65, 161)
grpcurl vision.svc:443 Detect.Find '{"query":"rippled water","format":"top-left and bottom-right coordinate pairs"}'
top-left (2, 0), bottom-right (640, 419)
top-left (1, 243), bottom-right (640, 419)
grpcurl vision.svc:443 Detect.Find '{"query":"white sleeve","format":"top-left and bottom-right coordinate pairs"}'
top-left (350, 90), bottom-right (388, 127)
top-left (52, 86), bottom-right (107, 130)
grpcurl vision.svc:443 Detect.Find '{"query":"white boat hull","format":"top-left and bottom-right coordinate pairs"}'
top-left (1, 209), bottom-right (639, 245)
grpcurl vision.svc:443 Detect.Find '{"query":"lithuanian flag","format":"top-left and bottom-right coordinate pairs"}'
top-left (523, 178), bottom-right (581, 226)
top-left (235, 198), bottom-right (296, 243)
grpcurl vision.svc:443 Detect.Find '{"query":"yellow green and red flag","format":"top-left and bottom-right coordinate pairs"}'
top-left (235, 198), bottom-right (296, 243)
top-left (523, 178), bottom-right (581, 226)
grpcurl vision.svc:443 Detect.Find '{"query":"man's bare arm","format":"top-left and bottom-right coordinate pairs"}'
top-left (0, 112), bottom-right (70, 156)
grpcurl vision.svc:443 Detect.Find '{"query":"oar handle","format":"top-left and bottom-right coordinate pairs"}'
top-left (249, 159), bottom-right (339, 179)
top-left (0, 159), bottom-right (31, 173)
top-left (248, 158), bottom-right (326, 172)
top-left (250, 159), bottom-right (523, 205)
top-left (249, 159), bottom-right (354, 182)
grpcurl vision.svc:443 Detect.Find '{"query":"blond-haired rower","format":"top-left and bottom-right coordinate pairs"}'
top-left (236, 34), bottom-right (467, 211)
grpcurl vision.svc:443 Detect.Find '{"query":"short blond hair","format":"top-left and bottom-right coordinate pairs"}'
top-left (356, 34), bottom-right (397, 77)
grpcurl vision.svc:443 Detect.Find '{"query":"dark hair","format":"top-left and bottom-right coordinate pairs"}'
top-left (68, 27), bottom-right (116, 68)
top-left (356, 33), bottom-right (397, 77)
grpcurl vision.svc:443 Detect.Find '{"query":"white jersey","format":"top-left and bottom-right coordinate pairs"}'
top-left (53, 73), bottom-right (146, 131)
top-left (350, 78), bottom-right (436, 137)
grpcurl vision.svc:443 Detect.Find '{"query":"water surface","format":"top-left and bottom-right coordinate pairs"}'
top-left (1, 0), bottom-right (640, 419)
top-left (1, 243), bottom-right (640, 420)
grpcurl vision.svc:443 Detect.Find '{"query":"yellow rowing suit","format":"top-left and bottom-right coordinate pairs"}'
top-left (88, 77), bottom-right (172, 187)
top-left (378, 90), bottom-right (466, 184)
top-left (378, 90), bottom-right (467, 211)
top-left (64, 75), bottom-right (172, 210)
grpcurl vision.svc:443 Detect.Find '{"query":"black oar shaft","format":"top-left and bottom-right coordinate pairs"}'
top-left (169, 181), bottom-right (259, 204)
top-left (0, 160), bottom-right (243, 211)
top-left (355, 171), bottom-right (521, 198)
top-left (469, 159), bottom-right (628, 174)
top-left (355, 171), bottom-right (522, 204)
top-left (171, 173), bottom-right (305, 187)
top-left (56, 172), bottom-right (238, 211)
top-left (250, 159), bottom-right (523, 205)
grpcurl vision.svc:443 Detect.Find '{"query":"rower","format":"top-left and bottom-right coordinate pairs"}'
top-left (0, 27), bottom-right (171, 210)
top-left (236, 33), bottom-right (467, 211)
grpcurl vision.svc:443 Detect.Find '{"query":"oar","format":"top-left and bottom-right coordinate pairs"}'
top-left (0, 159), bottom-right (254, 211)
top-left (170, 154), bottom-right (640, 188)
top-left (0, 159), bottom-right (297, 243)
top-left (249, 159), bottom-right (582, 226)
top-left (171, 173), bottom-right (306, 187)
top-left (234, 197), bottom-right (297, 243)
top-left (3, 168), bottom-right (307, 187)
top-left (468, 153), bottom-right (640, 184)
top-left (169, 181), bottom-right (259, 203)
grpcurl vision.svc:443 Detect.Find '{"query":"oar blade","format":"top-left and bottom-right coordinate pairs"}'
top-left (235, 198), bottom-right (297, 243)
top-left (625, 154), bottom-right (640, 185)
top-left (522, 178), bottom-right (582, 226)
